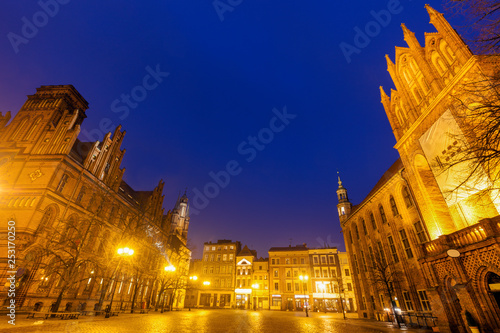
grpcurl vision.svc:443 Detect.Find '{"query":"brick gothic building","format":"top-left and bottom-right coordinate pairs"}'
top-left (339, 6), bottom-right (500, 333)
top-left (0, 85), bottom-right (192, 312)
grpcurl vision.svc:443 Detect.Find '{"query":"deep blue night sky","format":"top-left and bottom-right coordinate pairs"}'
top-left (1, 0), bottom-right (459, 258)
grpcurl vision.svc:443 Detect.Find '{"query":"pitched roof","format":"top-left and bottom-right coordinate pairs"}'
top-left (238, 245), bottom-right (257, 257)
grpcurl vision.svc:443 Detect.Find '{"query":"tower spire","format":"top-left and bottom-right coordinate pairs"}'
top-left (336, 172), bottom-right (352, 224)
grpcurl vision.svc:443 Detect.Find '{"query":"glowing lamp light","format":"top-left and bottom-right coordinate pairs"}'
top-left (117, 248), bottom-right (123, 255)
top-left (252, 283), bottom-right (259, 289)
top-left (299, 275), bottom-right (309, 281)
top-left (165, 265), bottom-right (176, 272)
top-left (203, 281), bottom-right (210, 286)
top-left (117, 247), bottom-right (134, 256)
top-left (190, 275), bottom-right (198, 280)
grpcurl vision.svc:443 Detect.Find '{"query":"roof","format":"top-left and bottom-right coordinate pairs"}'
top-left (69, 139), bottom-right (94, 164)
top-left (269, 244), bottom-right (308, 252)
top-left (237, 245), bottom-right (257, 258)
top-left (350, 157), bottom-right (403, 214)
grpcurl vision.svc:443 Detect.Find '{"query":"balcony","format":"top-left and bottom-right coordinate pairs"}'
top-left (422, 216), bottom-right (500, 257)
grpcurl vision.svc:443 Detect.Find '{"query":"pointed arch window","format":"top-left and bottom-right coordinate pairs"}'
top-left (354, 224), bottom-right (360, 240)
top-left (361, 219), bottom-right (368, 235)
top-left (370, 212), bottom-right (377, 230)
top-left (379, 205), bottom-right (387, 224)
top-left (402, 187), bottom-right (413, 208)
top-left (390, 196), bottom-right (399, 216)
top-left (38, 206), bottom-right (57, 232)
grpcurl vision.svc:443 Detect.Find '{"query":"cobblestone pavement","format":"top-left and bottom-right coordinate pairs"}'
top-left (1, 310), bottom-right (433, 333)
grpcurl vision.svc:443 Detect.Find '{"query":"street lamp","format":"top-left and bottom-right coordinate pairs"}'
top-left (299, 275), bottom-right (309, 317)
top-left (161, 265), bottom-right (176, 313)
top-left (106, 247), bottom-right (134, 318)
top-left (203, 281), bottom-right (210, 286)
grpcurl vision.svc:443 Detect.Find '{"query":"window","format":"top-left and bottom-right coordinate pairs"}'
top-left (368, 246), bottom-right (375, 263)
top-left (293, 270), bottom-right (298, 277)
top-left (274, 270), bottom-right (278, 277)
top-left (387, 236), bottom-right (399, 263)
top-left (402, 187), bottom-right (413, 208)
top-left (313, 256), bottom-right (319, 264)
top-left (321, 256), bottom-right (326, 264)
top-left (361, 296), bottom-right (367, 311)
top-left (377, 241), bottom-right (387, 266)
top-left (272, 259), bottom-right (275, 265)
top-left (223, 254), bottom-right (227, 261)
top-left (75, 186), bottom-right (86, 204)
top-left (379, 205), bottom-right (387, 223)
top-left (361, 219), bottom-right (368, 235)
top-left (399, 229), bottom-right (414, 259)
top-left (204, 255), bottom-right (208, 261)
top-left (354, 224), bottom-right (360, 239)
top-left (414, 221), bottom-right (428, 243)
top-left (274, 283), bottom-right (279, 291)
top-left (370, 212), bottom-right (377, 230)
top-left (349, 231), bottom-right (353, 244)
top-left (295, 283), bottom-right (299, 291)
top-left (403, 291), bottom-right (414, 311)
top-left (217, 247), bottom-right (221, 251)
top-left (229, 254), bottom-right (233, 260)
top-left (331, 268), bottom-right (336, 277)
top-left (301, 258), bottom-right (305, 264)
top-left (212, 246), bottom-right (215, 251)
top-left (329, 256), bottom-right (334, 264)
top-left (285, 258), bottom-right (290, 264)
top-left (361, 251), bottom-right (368, 272)
top-left (217, 254), bottom-right (221, 261)
top-left (353, 255), bottom-right (359, 275)
top-left (370, 296), bottom-right (376, 310)
top-left (56, 174), bottom-right (69, 193)
top-left (210, 254), bottom-right (214, 261)
top-left (286, 269), bottom-right (291, 277)
top-left (390, 196), bottom-right (399, 216)
top-left (418, 290), bottom-right (431, 311)
top-left (315, 269), bottom-right (320, 277)
top-left (293, 258), bottom-right (297, 264)
top-left (287, 283), bottom-right (292, 292)
top-left (345, 268), bottom-right (350, 276)
top-left (347, 283), bottom-right (352, 291)
top-left (209, 267), bottom-right (213, 274)
top-left (276, 259), bottom-right (279, 264)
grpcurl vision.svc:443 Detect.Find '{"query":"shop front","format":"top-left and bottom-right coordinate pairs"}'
top-left (235, 289), bottom-right (252, 309)
top-left (270, 295), bottom-right (282, 310)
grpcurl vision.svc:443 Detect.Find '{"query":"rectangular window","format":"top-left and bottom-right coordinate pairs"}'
top-left (313, 256), bottom-right (319, 264)
top-left (204, 255), bottom-right (208, 261)
top-left (329, 256), bottom-right (335, 264)
top-left (276, 259), bottom-right (280, 265)
top-left (323, 269), bottom-right (328, 277)
top-left (229, 254), bottom-right (234, 260)
top-left (223, 254), bottom-right (227, 261)
top-left (399, 229), bottom-right (414, 259)
top-left (301, 258), bottom-right (305, 264)
top-left (370, 295), bottom-right (376, 310)
top-left (321, 256), bottom-right (326, 264)
top-left (414, 221), bottom-right (428, 243)
top-left (285, 258), bottom-right (290, 264)
top-left (293, 258), bottom-right (297, 264)
top-left (315, 269), bottom-right (320, 278)
top-left (362, 219), bottom-right (368, 235)
top-left (210, 254), bottom-right (214, 261)
top-left (368, 246), bottom-right (374, 263)
top-left (286, 269), bottom-right (291, 277)
top-left (287, 283), bottom-right (292, 292)
top-left (387, 236), bottom-right (399, 263)
top-left (295, 283), bottom-right (299, 291)
top-left (347, 283), bottom-right (352, 291)
top-left (217, 254), bottom-right (221, 261)
top-left (403, 291), bottom-right (414, 311)
top-left (361, 296), bottom-right (367, 311)
top-left (56, 174), bottom-right (69, 193)
top-left (379, 205), bottom-right (387, 223)
top-left (274, 283), bottom-right (279, 291)
top-left (274, 270), bottom-right (278, 277)
top-left (345, 268), bottom-right (350, 276)
top-left (418, 290), bottom-right (431, 311)
top-left (272, 259), bottom-right (275, 265)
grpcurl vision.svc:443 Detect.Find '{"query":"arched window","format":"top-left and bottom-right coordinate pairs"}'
top-left (361, 219), bottom-right (368, 235)
top-left (390, 196), bottom-right (399, 216)
top-left (431, 51), bottom-right (447, 75)
top-left (354, 224), bottom-right (360, 240)
top-left (402, 187), bottom-right (413, 208)
top-left (38, 206), bottom-right (57, 232)
top-left (370, 212), bottom-right (377, 230)
top-left (75, 186), bottom-right (86, 204)
top-left (379, 205), bottom-right (387, 224)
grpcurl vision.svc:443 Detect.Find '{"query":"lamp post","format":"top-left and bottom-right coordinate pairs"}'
top-left (188, 275), bottom-right (198, 310)
top-left (299, 275), bottom-right (309, 317)
top-left (161, 265), bottom-right (176, 313)
top-left (106, 247), bottom-right (134, 318)
top-left (252, 283), bottom-right (259, 310)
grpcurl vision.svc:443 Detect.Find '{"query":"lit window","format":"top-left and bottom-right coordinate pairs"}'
top-left (414, 221), bottom-right (428, 243)
top-left (399, 229), bottom-right (413, 259)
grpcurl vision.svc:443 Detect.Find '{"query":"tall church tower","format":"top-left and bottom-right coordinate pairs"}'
top-left (336, 175), bottom-right (352, 224)
top-left (170, 191), bottom-right (190, 243)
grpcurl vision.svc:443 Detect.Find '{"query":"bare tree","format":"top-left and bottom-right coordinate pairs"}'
top-left (444, 0), bottom-right (500, 54)
top-left (367, 252), bottom-right (404, 327)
